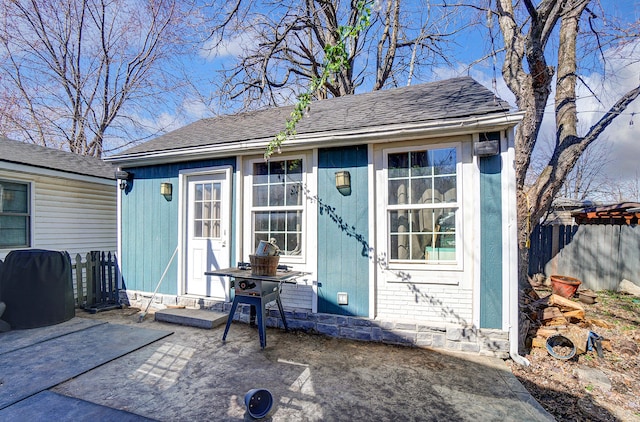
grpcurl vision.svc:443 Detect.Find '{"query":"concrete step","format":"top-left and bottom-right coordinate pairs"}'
top-left (154, 308), bottom-right (228, 330)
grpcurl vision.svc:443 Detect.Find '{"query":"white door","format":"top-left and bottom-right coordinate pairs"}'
top-left (185, 172), bottom-right (231, 299)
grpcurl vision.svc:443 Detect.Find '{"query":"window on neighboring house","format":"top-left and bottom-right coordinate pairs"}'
top-left (386, 146), bottom-right (459, 263)
top-left (0, 180), bottom-right (30, 248)
top-left (252, 158), bottom-right (303, 256)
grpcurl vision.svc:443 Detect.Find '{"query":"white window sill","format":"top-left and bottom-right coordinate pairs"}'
top-left (383, 264), bottom-right (463, 285)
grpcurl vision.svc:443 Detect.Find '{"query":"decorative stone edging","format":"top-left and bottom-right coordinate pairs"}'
top-left (121, 290), bottom-right (510, 358)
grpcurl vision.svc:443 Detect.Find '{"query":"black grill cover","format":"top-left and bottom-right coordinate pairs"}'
top-left (0, 249), bottom-right (74, 329)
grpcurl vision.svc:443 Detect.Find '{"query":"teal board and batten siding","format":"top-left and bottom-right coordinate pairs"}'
top-left (120, 158), bottom-right (236, 295)
top-left (479, 154), bottom-right (503, 329)
top-left (317, 146), bottom-right (369, 317)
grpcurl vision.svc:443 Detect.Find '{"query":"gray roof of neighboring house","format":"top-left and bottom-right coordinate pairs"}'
top-left (113, 76), bottom-right (512, 157)
top-left (0, 136), bottom-right (115, 179)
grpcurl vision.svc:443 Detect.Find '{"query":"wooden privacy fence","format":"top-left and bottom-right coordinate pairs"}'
top-left (528, 224), bottom-right (578, 275)
top-left (529, 224), bottom-right (640, 291)
top-left (71, 251), bottom-right (121, 312)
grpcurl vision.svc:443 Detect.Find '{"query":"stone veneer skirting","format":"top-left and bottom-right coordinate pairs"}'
top-left (121, 290), bottom-right (510, 359)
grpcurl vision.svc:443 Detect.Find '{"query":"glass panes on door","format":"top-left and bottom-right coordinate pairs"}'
top-left (193, 182), bottom-right (221, 238)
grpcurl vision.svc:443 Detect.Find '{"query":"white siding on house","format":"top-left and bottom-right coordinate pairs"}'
top-left (375, 282), bottom-right (473, 324)
top-left (0, 169), bottom-right (116, 260)
top-left (278, 279), bottom-right (314, 311)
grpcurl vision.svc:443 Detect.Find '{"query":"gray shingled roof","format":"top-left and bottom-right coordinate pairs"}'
top-left (0, 137), bottom-right (115, 179)
top-left (114, 77), bottom-right (511, 157)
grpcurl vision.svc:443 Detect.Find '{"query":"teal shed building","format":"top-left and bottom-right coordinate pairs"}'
top-left (107, 77), bottom-right (523, 357)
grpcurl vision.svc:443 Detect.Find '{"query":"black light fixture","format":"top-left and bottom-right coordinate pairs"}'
top-left (335, 171), bottom-right (351, 196)
top-left (474, 132), bottom-right (500, 157)
top-left (115, 169), bottom-right (132, 190)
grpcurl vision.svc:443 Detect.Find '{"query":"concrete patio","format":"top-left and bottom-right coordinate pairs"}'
top-left (0, 307), bottom-right (554, 421)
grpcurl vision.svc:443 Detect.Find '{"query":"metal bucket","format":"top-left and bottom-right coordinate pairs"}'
top-left (255, 240), bottom-right (278, 256)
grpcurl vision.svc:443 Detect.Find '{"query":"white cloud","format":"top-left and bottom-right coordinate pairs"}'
top-left (154, 112), bottom-right (185, 133)
top-left (128, 111), bottom-right (185, 138)
top-left (199, 32), bottom-right (255, 61)
top-left (181, 98), bottom-right (213, 120)
top-left (575, 41), bottom-right (640, 191)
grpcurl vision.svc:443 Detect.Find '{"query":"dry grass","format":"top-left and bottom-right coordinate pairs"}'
top-left (508, 290), bottom-right (640, 421)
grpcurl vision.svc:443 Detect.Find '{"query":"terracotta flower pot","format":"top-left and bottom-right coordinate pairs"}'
top-left (550, 275), bottom-right (582, 299)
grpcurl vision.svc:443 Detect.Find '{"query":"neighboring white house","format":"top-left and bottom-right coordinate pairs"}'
top-left (0, 137), bottom-right (117, 260)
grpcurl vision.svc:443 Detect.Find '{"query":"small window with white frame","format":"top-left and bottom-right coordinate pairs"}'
top-left (385, 145), bottom-right (460, 264)
top-left (251, 158), bottom-right (304, 256)
top-left (0, 180), bottom-right (31, 248)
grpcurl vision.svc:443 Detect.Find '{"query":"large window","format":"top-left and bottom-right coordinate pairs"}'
top-left (252, 159), bottom-right (303, 256)
top-left (0, 180), bottom-right (30, 248)
top-left (387, 147), bottom-right (458, 263)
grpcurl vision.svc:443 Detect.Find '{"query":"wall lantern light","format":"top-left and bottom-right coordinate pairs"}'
top-left (335, 171), bottom-right (351, 196)
top-left (160, 182), bottom-right (173, 198)
top-left (115, 169), bottom-right (132, 191)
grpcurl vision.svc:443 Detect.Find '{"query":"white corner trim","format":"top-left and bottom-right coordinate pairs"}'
top-left (367, 144), bottom-right (376, 319)
top-left (471, 133), bottom-right (482, 329)
top-left (503, 129), bottom-right (522, 357)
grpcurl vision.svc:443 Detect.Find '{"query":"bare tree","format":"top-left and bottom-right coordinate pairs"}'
top-left (0, 0), bottom-right (192, 157)
top-left (559, 143), bottom-right (611, 201)
top-left (202, 0), bottom-right (461, 110)
top-left (613, 172), bottom-right (640, 202)
top-left (528, 136), bottom-right (615, 202)
top-left (490, 0), bottom-right (640, 286)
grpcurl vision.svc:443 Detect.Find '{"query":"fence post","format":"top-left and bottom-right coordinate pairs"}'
top-left (87, 252), bottom-right (96, 306)
top-left (74, 253), bottom-right (83, 307)
top-left (551, 225), bottom-right (560, 258)
top-left (100, 251), bottom-right (106, 303)
top-left (106, 252), bottom-right (118, 302)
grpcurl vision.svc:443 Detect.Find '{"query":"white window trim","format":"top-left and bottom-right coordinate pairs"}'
top-left (177, 166), bottom-right (233, 296)
top-left (0, 179), bottom-right (33, 250)
top-left (243, 153), bottom-right (310, 266)
top-left (379, 141), bottom-right (464, 273)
